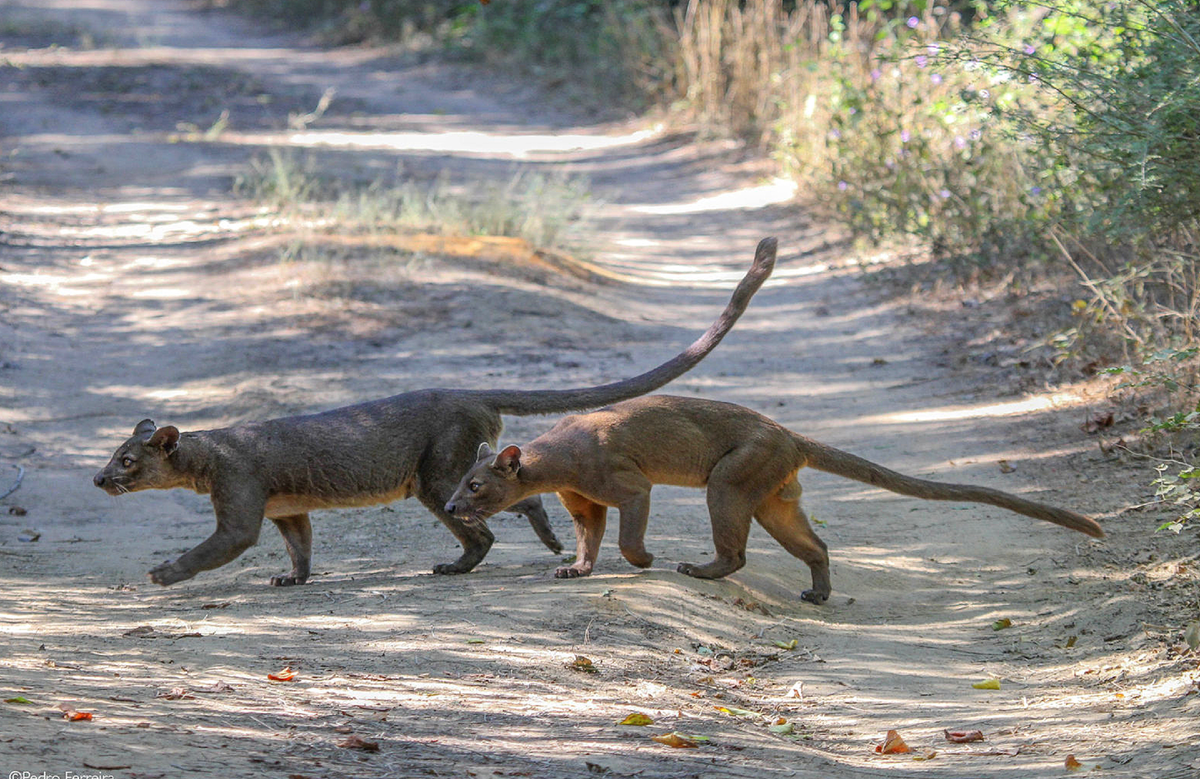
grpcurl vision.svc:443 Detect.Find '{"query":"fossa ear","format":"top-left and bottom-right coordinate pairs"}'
top-left (476, 442), bottom-right (494, 461)
top-left (492, 445), bottom-right (522, 477)
top-left (147, 425), bottom-right (180, 454)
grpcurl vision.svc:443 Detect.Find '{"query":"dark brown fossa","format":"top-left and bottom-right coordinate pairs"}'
top-left (445, 395), bottom-right (1103, 604)
top-left (94, 239), bottom-right (778, 587)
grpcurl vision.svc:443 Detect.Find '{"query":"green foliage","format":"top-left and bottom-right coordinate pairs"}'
top-left (464, 0), bottom-right (672, 106)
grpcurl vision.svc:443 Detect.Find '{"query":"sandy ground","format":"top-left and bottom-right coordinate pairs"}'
top-left (1, 1), bottom-right (1198, 777)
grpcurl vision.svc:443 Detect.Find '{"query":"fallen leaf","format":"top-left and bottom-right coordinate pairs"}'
top-left (5, 696), bottom-right (32, 704)
top-left (466, 638), bottom-right (485, 645)
top-left (944, 729), bottom-right (984, 743)
top-left (1065, 754), bottom-right (1083, 770)
top-left (336, 735), bottom-right (379, 752)
top-left (82, 763), bottom-right (131, 771)
top-left (17, 528), bottom-right (40, 542)
top-left (875, 729), bottom-right (911, 754)
top-left (201, 602), bottom-right (230, 610)
top-left (124, 625), bottom-right (157, 638)
top-left (1064, 635), bottom-right (1078, 648)
top-left (203, 681), bottom-right (234, 694)
top-left (714, 705), bottom-right (757, 717)
top-left (570, 655), bottom-right (597, 673)
top-left (333, 725), bottom-right (353, 734)
top-left (9, 506), bottom-right (27, 516)
top-left (731, 597), bottom-right (772, 616)
top-left (156, 688), bottom-right (193, 700)
top-left (992, 618), bottom-right (1013, 631)
top-left (912, 750), bottom-right (938, 761)
top-left (652, 733), bottom-right (699, 749)
top-left (618, 713), bottom-right (654, 726)
top-left (972, 678), bottom-right (1001, 690)
top-left (768, 722), bottom-right (794, 735)
top-left (786, 681), bottom-right (804, 699)
top-left (773, 639), bottom-right (798, 650)
top-left (61, 707), bottom-right (93, 721)
top-left (268, 667), bottom-right (296, 682)
top-left (997, 460), bottom-right (1015, 473)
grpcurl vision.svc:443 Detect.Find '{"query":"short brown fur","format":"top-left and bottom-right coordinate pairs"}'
top-left (445, 395), bottom-right (1103, 604)
top-left (94, 239), bottom-right (777, 587)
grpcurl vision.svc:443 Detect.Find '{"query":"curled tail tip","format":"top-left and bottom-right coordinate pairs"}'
top-left (753, 237), bottom-right (778, 273)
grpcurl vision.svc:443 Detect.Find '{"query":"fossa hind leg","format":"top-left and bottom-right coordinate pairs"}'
top-left (268, 513), bottom-right (313, 586)
top-left (753, 485), bottom-right (831, 604)
top-left (677, 451), bottom-right (768, 579)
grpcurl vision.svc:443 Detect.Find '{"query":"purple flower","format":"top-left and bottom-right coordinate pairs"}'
top-left (970, 129), bottom-right (982, 140)
top-left (930, 73), bottom-right (943, 85)
top-left (907, 16), bottom-right (919, 28)
top-left (1031, 186), bottom-right (1043, 195)
top-left (939, 188), bottom-right (951, 199)
top-left (829, 129), bottom-right (842, 140)
top-left (915, 55), bottom-right (928, 68)
top-left (838, 181), bottom-right (849, 191)
top-left (954, 136), bottom-right (967, 150)
top-left (870, 68), bottom-right (882, 81)
top-left (1024, 44), bottom-right (1036, 55)
top-left (849, 107), bottom-right (858, 115)
top-left (901, 130), bottom-right (911, 143)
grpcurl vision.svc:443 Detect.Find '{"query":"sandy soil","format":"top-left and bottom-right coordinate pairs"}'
top-left (1, 1), bottom-right (1197, 777)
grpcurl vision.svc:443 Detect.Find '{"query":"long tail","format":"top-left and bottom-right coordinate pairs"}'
top-left (796, 435), bottom-right (1104, 538)
top-left (478, 237), bottom-right (777, 416)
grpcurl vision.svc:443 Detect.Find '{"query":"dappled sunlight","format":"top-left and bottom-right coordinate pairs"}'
top-left (859, 392), bottom-right (1086, 426)
top-left (630, 177), bottom-right (799, 215)
top-left (266, 126), bottom-right (663, 159)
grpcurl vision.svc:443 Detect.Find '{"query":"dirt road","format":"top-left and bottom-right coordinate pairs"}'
top-left (1, 1), bottom-right (1196, 777)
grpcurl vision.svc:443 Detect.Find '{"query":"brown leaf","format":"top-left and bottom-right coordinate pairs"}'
top-left (944, 729), bottom-right (984, 743)
top-left (124, 625), bottom-right (157, 638)
top-left (997, 459), bottom-right (1015, 474)
top-left (203, 681), bottom-right (234, 694)
top-left (651, 733), bottom-right (699, 749)
top-left (268, 667), bottom-right (296, 682)
top-left (201, 602), bottom-right (231, 610)
top-left (1065, 754), bottom-right (1083, 770)
top-left (336, 735), bottom-right (379, 752)
top-left (58, 703), bottom-right (94, 722)
top-left (570, 655), bottom-right (597, 673)
top-left (875, 730), bottom-right (911, 754)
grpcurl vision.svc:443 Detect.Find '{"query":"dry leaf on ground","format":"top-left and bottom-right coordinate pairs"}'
top-left (651, 733), bottom-right (699, 749)
top-left (268, 667), bottom-right (296, 682)
top-left (944, 729), bottom-right (984, 743)
top-left (875, 730), bottom-right (911, 754)
top-left (618, 712), bottom-right (654, 726)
